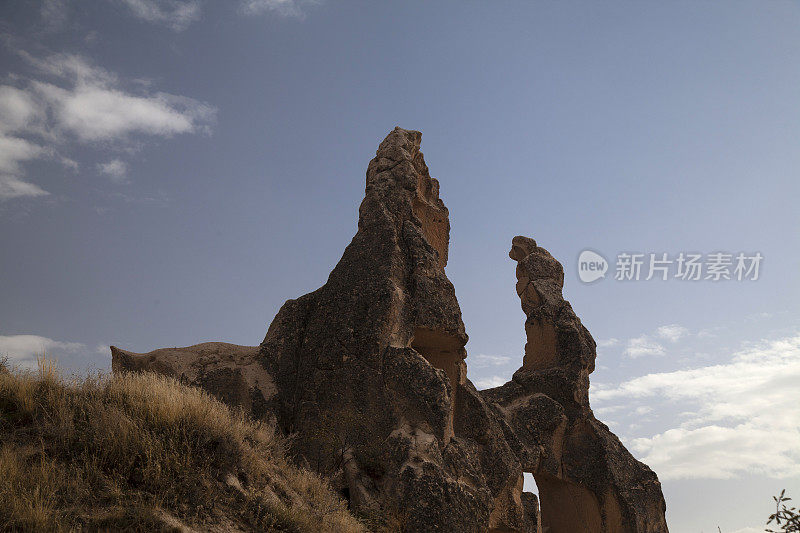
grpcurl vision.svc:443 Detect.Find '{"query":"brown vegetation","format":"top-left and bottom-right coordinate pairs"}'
top-left (0, 356), bottom-right (363, 532)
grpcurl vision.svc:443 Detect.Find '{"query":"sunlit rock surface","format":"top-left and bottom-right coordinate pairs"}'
top-left (113, 127), bottom-right (668, 532)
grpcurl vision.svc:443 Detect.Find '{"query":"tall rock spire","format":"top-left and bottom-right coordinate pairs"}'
top-left (261, 127), bottom-right (513, 529)
top-left (483, 236), bottom-right (669, 532)
top-left (112, 127), bottom-right (668, 532)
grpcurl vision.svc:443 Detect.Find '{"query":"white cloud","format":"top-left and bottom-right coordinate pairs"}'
top-left (624, 335), bottom-right (665, 358)
top-left (620, 324), bottom-right (688, 358)
top-left (34, 82), bottom-right (211, 142)
top-left (40, 0), bottom-right (69, 30)
top-left (0, 134), bottom-right (49, 200)
top-left (471, 353), bottom-right (512, 367)
top-left (0, 86), bottom-right (45, 134)
top-left (95, 343), bottom-right (111, 355)
top-left (656, 324), bottom-right (689, 342)
top-left (0, 86), bottom-right (49, 195)
top-left (597, 338), bottom-right (619, 348)
top-left (20, 52), bottom-right (118, 87)
top-left (118, 0), bottom-right (201, 31)
top-left (0, 173), bottom-right (49, 200)
top-left (474, 375), bottom-right (508, 390)
top-left (0, 52), bottom-right (215, 200)
top-left (697, 328), bottom-right (717, 338)
top-left (24, 53), bottom-right (215, 142)
top-left (594, 333), bottom-right (800, 480)
top-left (0, 334), bottom-right (85, 369)
top-left (240, 0), bottom-right (318, 18)
top-left (0, 135), bottom-right (46, 175)
top-left (593, 405), bottom-right (624, 417)
top-left (97, 158), bottom-right (128, 183)
top-left (746, 312), bottom-right (773, 321)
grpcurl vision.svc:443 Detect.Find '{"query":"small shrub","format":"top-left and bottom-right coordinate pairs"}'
top-left (767, 490), bottom-right (800, 533)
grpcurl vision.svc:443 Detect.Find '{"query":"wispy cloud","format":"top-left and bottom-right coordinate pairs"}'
top-left (118, 0), bottom-right (201, 31)
top-left (240, 0), bottom-right (319, 18)
top-left (97, 158), bottom-right (128, 183)
top-left (0, 51), bottom-right (215, 200)
top-left (597, 337), bottom-right (619, 348)
top-left (40, 0), bottom-right (70, 30)
top-left (696, 328), bottom-right (717, 338)
top-left (622, 324), bottom-right (689, 358)
top-left (656, 324), bottom-right (689, 342)
top-left (0, 134), bottom-right (49, 200)
top-left (594, 333), bottom-right (800, 480)
top-left (474, 375), bottom-right (508, 390)
top-left (470, 353), bottom-right (512, 367)
top-left (0, 334), bottom-right (85, 369)
top-left (95, 343), bottom-right (111, 355)
top-left (624, 334), bottom-right (665, 358)
top-left (22, 52), bottom-right (216, 142)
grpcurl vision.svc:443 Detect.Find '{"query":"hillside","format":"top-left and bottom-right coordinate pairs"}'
top-left (0, 357), bottom-right (364, 532)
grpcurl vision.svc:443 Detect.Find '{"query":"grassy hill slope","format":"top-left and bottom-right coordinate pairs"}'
top-left (0, 358), bottom-right (364, 532)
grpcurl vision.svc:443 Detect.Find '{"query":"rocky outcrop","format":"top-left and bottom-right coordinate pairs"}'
top-left (112, 127), bottom-right (668, 532)
top-left (481, 237), bottom-right (669, 532)
top-left (110, 343), bottom-right (277, 422)
top-left (256, 127), bottom-right (532, 532)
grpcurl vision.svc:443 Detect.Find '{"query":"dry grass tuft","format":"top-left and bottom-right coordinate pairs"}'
top-left (0, 356), bottom-right (364, 532)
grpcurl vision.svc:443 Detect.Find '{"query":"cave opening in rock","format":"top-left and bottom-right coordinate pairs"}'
top-left (410, 327), bottom-right (464, 399)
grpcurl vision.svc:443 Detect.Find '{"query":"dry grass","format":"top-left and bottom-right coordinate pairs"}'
top-left (0, 357), bottom-right (364, 532)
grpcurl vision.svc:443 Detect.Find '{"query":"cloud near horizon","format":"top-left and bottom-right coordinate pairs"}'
top-left (0, 334), bottom-right (85, 369)
top-left (474, 375), bottom-right (508, 389)
top-left (593, 333), bottom-right (800, 480)
top-left (471, 353), bottom-right (513, 367)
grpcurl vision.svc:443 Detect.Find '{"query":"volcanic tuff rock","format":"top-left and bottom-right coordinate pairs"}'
top-left (110, 343), bottom-right (276, 422)
top-left (482, 237), bottom-right (668, 532)
top-left (112, 127), bottom-right (668, 532)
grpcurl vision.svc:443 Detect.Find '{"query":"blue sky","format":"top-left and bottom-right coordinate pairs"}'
top-left (0, 1), bottom-right (798, 531)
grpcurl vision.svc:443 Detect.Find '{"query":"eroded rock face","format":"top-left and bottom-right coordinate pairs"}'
top-left (258, 127), bottom-right (531, 531)
top-left (110, 343), bottom-right (276, 421)
top-left (112, 128), bottom-right (668, 532)
top-left (482, 237), bottom-right (669, 533)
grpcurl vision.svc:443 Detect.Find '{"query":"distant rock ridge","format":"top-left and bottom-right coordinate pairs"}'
top-left (113, 127), bottom-right (668, 532)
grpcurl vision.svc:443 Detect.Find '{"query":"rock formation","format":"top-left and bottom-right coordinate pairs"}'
top-left (110, 342), bottom-right (277, 422)
top-left (482, 237), bottom-right (668, 532)
top-left (112, 127), bottom-right (668, 532)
